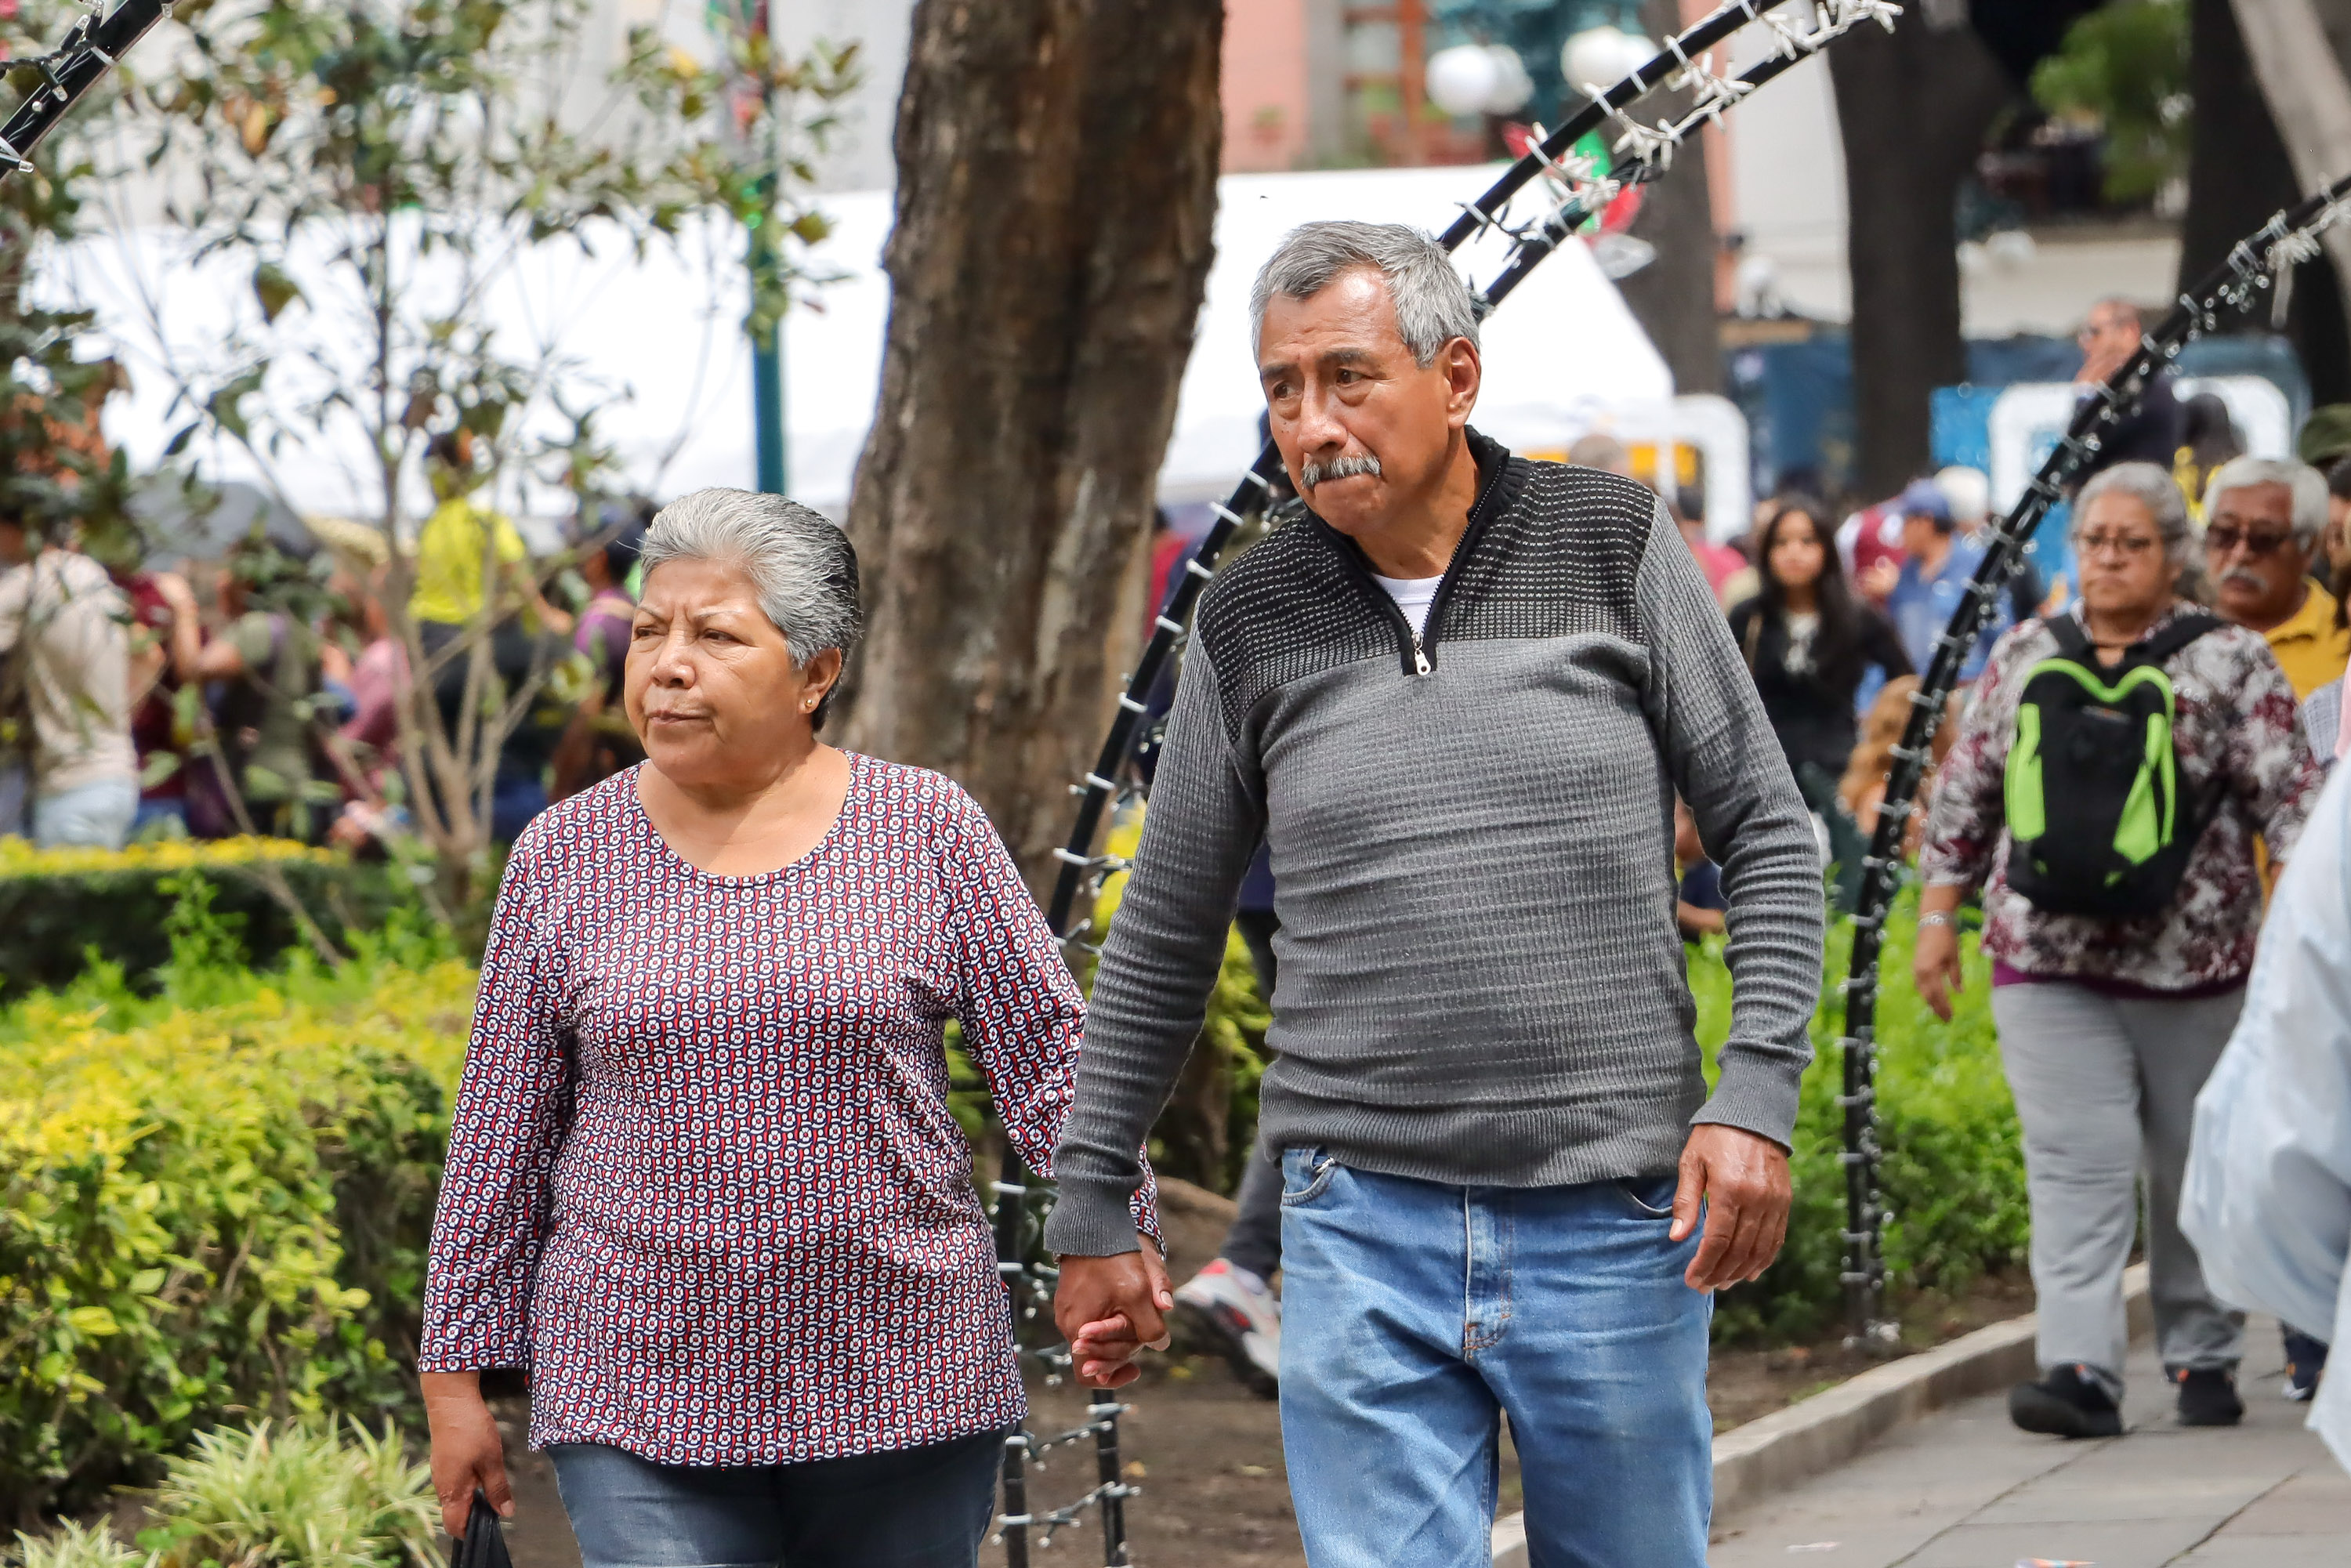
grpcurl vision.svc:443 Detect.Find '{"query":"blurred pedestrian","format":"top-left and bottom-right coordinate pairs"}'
top-left (0, 520), bottom-right (137, 848)
top-left (1050, 220), bottom-right (1823, 1566)
top-left (408, 429), bottom-right (571, 643)
top-left (1671, 486), bottom-right (1744, 607)
top-left (1838, 493), bottom-right (1907, 610)
top-left (1728, 494), bottom-right (1911, 812)
top-left (549, 508), bottom-right (648, 802)
top-left (1872, 478), bottom-right (2018, 681)
top-left (2072, 298), bottom-right (2184, 478)
top-left (1836, 675), bottom-right (1962, 860)
top-left (418, 491), bottom-right (1141, 1563)
top-left (2177, 393), bottom-right (2246, 525)
top-left (2201, 457), bottom-right (2348, 700)
top-left (2183, 762), bottom-right (2351, 1460)
top-left (1566, 430), bottom-right (1632, 476)
top-left (1915, 461), bottom-right (2321, 1439)
top-left (161, 538), bottom-right (333, 841)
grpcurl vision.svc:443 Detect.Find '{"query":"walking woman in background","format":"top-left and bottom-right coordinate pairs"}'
top-left (1914, 462), bottom-right (2320, 1440)
top-left (418, 489), bottom-right (1160, 1566)
top-left (1726, 494), bottom-right (1911, 808)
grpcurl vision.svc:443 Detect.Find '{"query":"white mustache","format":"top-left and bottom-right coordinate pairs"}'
top-left (1300, 452), bottom-right (1382, 489)
top-left (2222, 567), bottom-right (2269, 592)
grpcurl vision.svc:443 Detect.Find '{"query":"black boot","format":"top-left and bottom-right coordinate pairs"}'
top-left (2010, 1363), bottom-right (2123, 1438)
top-left (2174, 1366), bottom-right (2244, 1427)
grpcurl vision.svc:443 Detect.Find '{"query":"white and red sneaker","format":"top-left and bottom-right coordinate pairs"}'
top-left (1173, 1258), bottom-right (1281, 1398)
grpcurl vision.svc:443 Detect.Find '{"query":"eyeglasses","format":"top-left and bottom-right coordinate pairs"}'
top-left (2203, 523), bottom-right (2295, 558)
top-left (2075, 531), bottom-right (2157, 559)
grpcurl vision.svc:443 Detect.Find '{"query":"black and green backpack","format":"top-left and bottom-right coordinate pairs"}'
top-left (2001, 613), bottom-right (2222, 919)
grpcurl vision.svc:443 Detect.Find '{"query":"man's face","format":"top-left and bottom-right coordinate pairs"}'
top-left (2204, 481), bottom-right (2313, 628)
top-left (1257, 266), bottom-right (1480, 540)
top-left (2078, 302), bottom-right (2138, 368)
top-left (1900, 511), bottom-right (1942, 559)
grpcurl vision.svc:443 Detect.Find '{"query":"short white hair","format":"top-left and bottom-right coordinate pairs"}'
top-left (1934, 465), bottom-right (1989, 524)
top-left (639, 488), bottom-right (862, 723)
top-left (1249, 221), bottom-right (1480, 367)
top-left (2201, 455), bottom-right (2329, 548)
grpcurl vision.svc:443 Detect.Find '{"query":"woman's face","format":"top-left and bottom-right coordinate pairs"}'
top-left (2327, 493), bottom-right (2351, 574)
top-left (626, 556), bottom-right (840, 789)
top-left (2074, 490), bottom-right (2171, 620)
top-left (1767, 512), bottom-right (1826, 593)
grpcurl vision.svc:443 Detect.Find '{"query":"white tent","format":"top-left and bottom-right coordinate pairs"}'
top-left (53, 163), bottom-right (1678, 533)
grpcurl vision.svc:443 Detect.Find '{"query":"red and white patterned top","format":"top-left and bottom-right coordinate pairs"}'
top-left (419, 754), bottom-right (1154, 1464)
top-left (1919, 608), bottom-right (2322, 991)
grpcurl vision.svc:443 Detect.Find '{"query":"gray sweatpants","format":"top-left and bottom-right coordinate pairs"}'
top-left (1991, 980), bottom-right (2245, 1400)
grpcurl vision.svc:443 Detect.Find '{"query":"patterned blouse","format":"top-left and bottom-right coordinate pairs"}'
top-left (1919, 607), bottom-right (2322, 992)
top-left (419, 755), bottom-right (1156, 1465)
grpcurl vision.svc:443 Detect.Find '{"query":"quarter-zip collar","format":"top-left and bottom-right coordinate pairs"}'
top-left (1305, 427), bottom-right (1523, 676)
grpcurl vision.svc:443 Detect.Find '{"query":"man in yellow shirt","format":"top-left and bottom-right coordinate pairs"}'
top-left (2201, 456), bottom-right (2349, 700)
top-left (408, 430), bottom-right (570, 636)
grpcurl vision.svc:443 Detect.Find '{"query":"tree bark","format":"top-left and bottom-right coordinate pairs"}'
top-left (1829, 18), bottom-right (2011, 499)
top-left (2227, 0), bottom-right (2351, 329)
top-left (1611, 0), bottom-right (1722, 397)
top-left (838, 0), bottom-right (1223, 895)
top-left (2182, 0), bottom-right (2351, 404)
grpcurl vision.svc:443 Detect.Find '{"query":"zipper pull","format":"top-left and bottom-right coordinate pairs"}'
top-left (1410, 632), bottom-right (1430, 676)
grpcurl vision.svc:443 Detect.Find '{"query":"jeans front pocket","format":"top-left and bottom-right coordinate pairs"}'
top-left (1280, 1146), bottom-right (1341, 1207)
top-left (1615, 1170), bottom-right (1680, 1220)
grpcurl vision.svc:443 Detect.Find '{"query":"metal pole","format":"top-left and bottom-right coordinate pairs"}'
top-left (753, 305), bottom-right (787, 494)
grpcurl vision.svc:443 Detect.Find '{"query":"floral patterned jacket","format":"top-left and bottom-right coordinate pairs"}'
top-left (1918, 607), bottom-right (2323, 992)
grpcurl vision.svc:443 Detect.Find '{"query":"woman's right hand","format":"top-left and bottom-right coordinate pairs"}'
top-left (1912, 918), bottom-right (1964, 1022)
top-left (421, 1371), bottom-right (514, 1539)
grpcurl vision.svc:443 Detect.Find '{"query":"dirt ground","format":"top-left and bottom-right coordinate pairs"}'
top-left (486, 1182), bottom-right (2038, 1568)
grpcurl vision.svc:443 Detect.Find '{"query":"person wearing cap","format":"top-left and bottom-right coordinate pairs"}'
top-left (1869, 477), bottom-right (2021, 682)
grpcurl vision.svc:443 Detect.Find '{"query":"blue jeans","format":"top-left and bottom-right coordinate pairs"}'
top-left (548, 1429), bottom-right (1005, 1568)
top-left (1277, 1150), bottom-right (1712, 1567)
top-left (33, 776), bottom-right (138, 850)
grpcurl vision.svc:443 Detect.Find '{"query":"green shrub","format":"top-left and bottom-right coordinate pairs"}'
top-left (0, 838), bottom-right (414, 998)
top-left (1696, 894), bottom-right (2027, 1343)
top-left (8, 1520), bottom-right (148, 1568)
top-left (0, 895), bottom-right (471, 1518)
top-left (140, 1420), bottom-right (440, 1568)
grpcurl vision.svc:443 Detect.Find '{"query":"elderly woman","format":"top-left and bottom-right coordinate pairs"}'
top-left (418, 490), bottom-right (1160, 1565)
top-left (1914, 461), bottom-right (2320, 1440)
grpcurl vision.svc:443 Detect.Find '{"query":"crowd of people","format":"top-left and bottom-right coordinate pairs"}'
top-left (0, 431), bottom-right (655, 853)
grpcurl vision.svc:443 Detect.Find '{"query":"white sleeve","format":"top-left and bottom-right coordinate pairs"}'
top-left (2182, 763), bottom-right (2351, 1465)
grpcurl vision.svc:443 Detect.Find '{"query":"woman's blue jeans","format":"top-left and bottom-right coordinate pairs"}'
top-left (1277, 1149), bottom-right (1713, 1567)
top-left (548, 1427), bottom-right (1005, 1568)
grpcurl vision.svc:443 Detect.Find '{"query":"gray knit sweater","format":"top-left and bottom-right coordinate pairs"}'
top-left (1045, 433), bottom-right (1825, 1258)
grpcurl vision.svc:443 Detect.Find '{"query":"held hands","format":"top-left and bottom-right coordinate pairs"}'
top-left (1051, 1233), bottom-right (1174, 1389)
top-left (1673, 1124), bottom-right (1793, 1291)
top-left (421, 1371), bottom-right (514, 1539)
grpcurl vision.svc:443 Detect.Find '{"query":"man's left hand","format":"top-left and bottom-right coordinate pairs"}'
top-left (1672, 1123), bottom-right (1791, 1291)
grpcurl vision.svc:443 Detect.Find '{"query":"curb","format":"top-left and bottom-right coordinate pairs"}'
top-left (1491, 1264), bottom-right (2153, 1566)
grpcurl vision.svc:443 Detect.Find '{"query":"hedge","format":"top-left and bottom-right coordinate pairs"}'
top-left (0, 838), bottom-right (412, 999)
top-left (0, 901), bottom-right (469, 1520)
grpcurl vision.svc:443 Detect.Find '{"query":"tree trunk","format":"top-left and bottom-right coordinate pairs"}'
top-left (838, 0), bottom-right (1223, 895)
top-left (1611, 0), bottom-right (1722, 397)
top-left (1829, 17), bottom-right (2011, 499)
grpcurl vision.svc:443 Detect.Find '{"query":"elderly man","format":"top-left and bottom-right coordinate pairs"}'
top-left (2074, 296), bottom-right (2185, 478)
top-left (2202, 456), bottom-right (2350, 700)
top-left (1045, 220), bottom-right (1824, 1566)
top-left (0, 517), bottom-right (138, 849)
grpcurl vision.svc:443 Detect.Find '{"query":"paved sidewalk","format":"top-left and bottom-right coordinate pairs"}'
top-left (1708, 1320), bottom-right (2349, 1567)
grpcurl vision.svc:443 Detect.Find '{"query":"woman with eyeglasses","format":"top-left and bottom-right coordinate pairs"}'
top-left (1725, 495), bottom-right (1911, 809)
top-left (1914, 461), bottom-right (2320, 1442)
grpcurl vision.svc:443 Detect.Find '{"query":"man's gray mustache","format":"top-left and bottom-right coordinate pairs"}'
top-left (1301, 453), bottom-right (1382, 489)
top-left (2222, 567), bottom-right (2269, 592)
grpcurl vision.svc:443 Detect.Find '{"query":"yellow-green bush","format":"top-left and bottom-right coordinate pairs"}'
top-left (0, 911), bottom-right (471, 1516)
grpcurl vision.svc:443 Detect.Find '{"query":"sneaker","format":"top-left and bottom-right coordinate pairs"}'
top-left (2009, 1364), bottom-right (2123, 1439)
top-left (2282, 1330), bottom-right (2327, 1403)
top-left (1172, 1258), bottom-right (1280, 1397)
top-left (2175, 1367), bottom-right (2244, 1427)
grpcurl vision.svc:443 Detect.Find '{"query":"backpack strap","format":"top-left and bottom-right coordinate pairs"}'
top-left (2133, 612), bottom-right (2224, 668)
top-left (2043, 614), bottom-right (2092, 661)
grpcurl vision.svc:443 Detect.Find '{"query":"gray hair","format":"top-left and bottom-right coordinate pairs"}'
top-left (639, 488), bottom-right (862, 726)
top-left (1249, 220), bottom-right (1480, 367)
top-left (2077, 462), bottom-right (2193, 564)
top-left (2078, 462), bottom-right (2212, 604)
top-left (2202, 454), bottom-right (2330, 549)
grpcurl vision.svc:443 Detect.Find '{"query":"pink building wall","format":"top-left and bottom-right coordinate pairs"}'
top-left (1223, 0), bottom-right (1310, 172)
